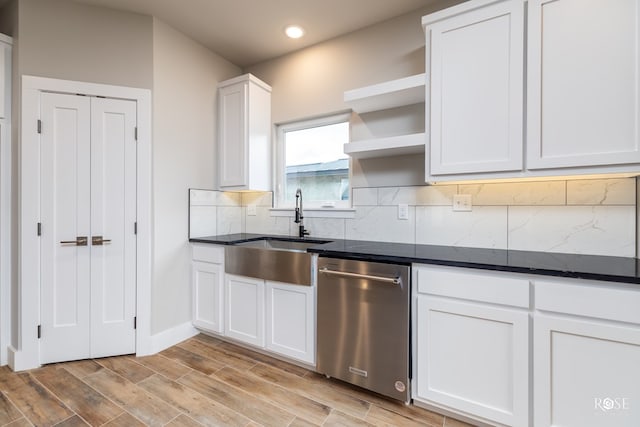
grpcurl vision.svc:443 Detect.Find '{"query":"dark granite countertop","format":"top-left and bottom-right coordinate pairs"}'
top-left (190, 234), bottom-right (640, 285)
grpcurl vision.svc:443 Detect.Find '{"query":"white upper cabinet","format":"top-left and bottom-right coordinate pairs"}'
top-left (218, 73), bottom-right (271, 191)
top-left (424, 0), bottom-right (524, 179)
top-left (527, 0), bottom-right (640, 170)
top-left (424, 0), bottom-right (640, 182)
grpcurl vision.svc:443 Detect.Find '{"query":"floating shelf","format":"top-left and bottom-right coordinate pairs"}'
top-left (344, 73), bottom-right (426, 113)
top-left (344, 133), bottom-right (425, 159)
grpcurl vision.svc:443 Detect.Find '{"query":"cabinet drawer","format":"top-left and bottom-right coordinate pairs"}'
top-left (192, 244), bottom-right (224, 264)
top-left (536, 279), bottom-right (640, 325)
top-left (414, 265), bottom-right (530, 308)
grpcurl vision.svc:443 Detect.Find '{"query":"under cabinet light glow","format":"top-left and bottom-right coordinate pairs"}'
top-left (285, 25), bottom-right (305, 39)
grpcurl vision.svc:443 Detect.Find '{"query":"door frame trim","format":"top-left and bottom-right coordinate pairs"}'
top-left (10, 76), bottom-right (152, 370)
top-left (0, 36), bottom-right (12, 367)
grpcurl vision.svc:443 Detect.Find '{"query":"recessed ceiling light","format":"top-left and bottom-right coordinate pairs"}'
top-left (285, 25), bottom-right (305, 39)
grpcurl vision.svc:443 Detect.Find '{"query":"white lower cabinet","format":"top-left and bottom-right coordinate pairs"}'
top-left (224, 274), bottom-right (265, 347)
top-left (413, 265), bottom-right (530, 426)
top-left (191, 244), bottom-right (225, 334)
top-left (224, 273), bottom-right (316, 365)
top-left (416, 296), bottom-right (529, 426)
top-left (414, 264), bottom-right (640, 426)
top-left (192, 261), bottom-right (224, 334)
top-left (192, 244), bottom-right (316, 365)
top-left (265, 281), bottom-right (315, 364)
top-left (534, 280), bottom-right (640, 427)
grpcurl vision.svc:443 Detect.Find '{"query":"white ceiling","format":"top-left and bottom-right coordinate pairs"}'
top-left (72, 0), bottom-right (440, 67)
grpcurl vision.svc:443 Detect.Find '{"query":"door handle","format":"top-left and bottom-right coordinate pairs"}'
top-left (60, 236), bottom-right (88, 246)
top-left (92, 236), bottom-right (112, 246)
top-left (318, 267), bottom-right (401, 285)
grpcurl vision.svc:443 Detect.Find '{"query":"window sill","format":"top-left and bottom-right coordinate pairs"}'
top-left (270, 208), bottom-right (356, 219)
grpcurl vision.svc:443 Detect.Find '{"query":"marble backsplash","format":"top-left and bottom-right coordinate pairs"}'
top-left (189, 177), bottom-right (637, 258)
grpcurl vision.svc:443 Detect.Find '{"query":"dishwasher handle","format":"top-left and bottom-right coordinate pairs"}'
top-left (318, 267), bottom-right (401, 285)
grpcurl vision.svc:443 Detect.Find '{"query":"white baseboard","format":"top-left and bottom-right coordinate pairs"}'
top-left (7, 323), bottom-right (199, 371)
top-left (8, 345), bottom-right (40, 372)
top-left (140, 321), bottom-right (198, 356)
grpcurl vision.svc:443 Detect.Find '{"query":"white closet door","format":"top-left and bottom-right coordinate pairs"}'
top-left (40, 92), bottom-right (92, 364)
top-left (90, 97), bottom-right (137, 358)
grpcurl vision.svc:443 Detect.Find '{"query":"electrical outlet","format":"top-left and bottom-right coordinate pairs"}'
top-left (398, 204), bottom-right (409, 220)
top-left (247, 204), bottom-right (257, 216)
top-left (453, 194), bottom-right (472, 212)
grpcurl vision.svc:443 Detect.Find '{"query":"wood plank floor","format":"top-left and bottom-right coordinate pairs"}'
top-left (0, 334), bottom-right (475, 427)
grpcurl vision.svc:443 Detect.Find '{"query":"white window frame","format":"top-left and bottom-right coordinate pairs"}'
top-left (274, 112), bottom-right (352, 210)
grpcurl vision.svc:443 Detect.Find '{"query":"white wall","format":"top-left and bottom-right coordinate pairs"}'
top-left (152, 18), bottom-right (240, 334)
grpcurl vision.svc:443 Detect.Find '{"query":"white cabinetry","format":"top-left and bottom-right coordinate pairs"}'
top-left (423, 0), bottom-right (640, 182)
top-left (224, 274), bottom-right (316, 365)
top-left (265, 281), bottom-right (315, 364)
top-left (413, 265), bottom-right (530, 426)
top-left (534, 280), bottom-right (640, 427)
top-left (191, 244), bottom-right (224, 334)
top-left (224, 273), bottom-right (265, 347)
top-left (343, 74), bottom-right (426, 159)
top-left (424, 0), bottom-right (524, 178)
top-left (527, 0), bottom-right (640, 170)
top-left (217, 73), bottom-right (271, 191)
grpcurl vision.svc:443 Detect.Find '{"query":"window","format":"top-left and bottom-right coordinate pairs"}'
top-left (276, 113), bottom-right (350, 208)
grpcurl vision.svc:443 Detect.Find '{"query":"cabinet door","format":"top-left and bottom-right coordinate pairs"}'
top-left (534, 314), bottom-right (640, 427)
top-left (427, 0), bottom-right (524, 176)
top-left (224, 274), bottom-right (264, 347)
top-left (527, 0), bottom-right (640, 169)
top-left (192, 261), bottom-right (224, 334)
top-left (265, 281), bottom-right (315, 364)
top-left (415, 295), bottom-right (529, 426)
top-left (218, 82), bottom-right (247, 188)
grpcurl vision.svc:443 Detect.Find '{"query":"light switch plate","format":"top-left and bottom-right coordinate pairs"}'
top-left (453, 194), bottom-right (472, 211)
top-left (247, 204), bottom-right (257, 216)
top-left (398, 204), bottom-right (409, 220)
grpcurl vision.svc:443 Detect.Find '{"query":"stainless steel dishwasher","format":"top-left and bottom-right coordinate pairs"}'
top-left (317, 257), bottom-right (411, 402)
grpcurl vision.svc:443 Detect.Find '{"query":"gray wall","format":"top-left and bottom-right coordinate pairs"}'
top-left (245, 0), bottom-right (464, 188)
top-left (151, 18), bottom-right (240, 334)
top-left (17, 0), bottom-right (153, 89)
top-left (3, 0), bottom-right (242, 341)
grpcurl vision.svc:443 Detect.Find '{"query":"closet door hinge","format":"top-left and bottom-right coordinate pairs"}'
top-left (37, 325), bottom-right (41, 339)
top-left (134, 127), bottom-right (138, 141)
top-left (134, 317), bottom-right (137, 330)
top-left (37, 222), bottom-right (41, 236)
top-left (134, 222), bottom-right (137, 235)
top-left (37, 119), bottom-right (42, 134)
